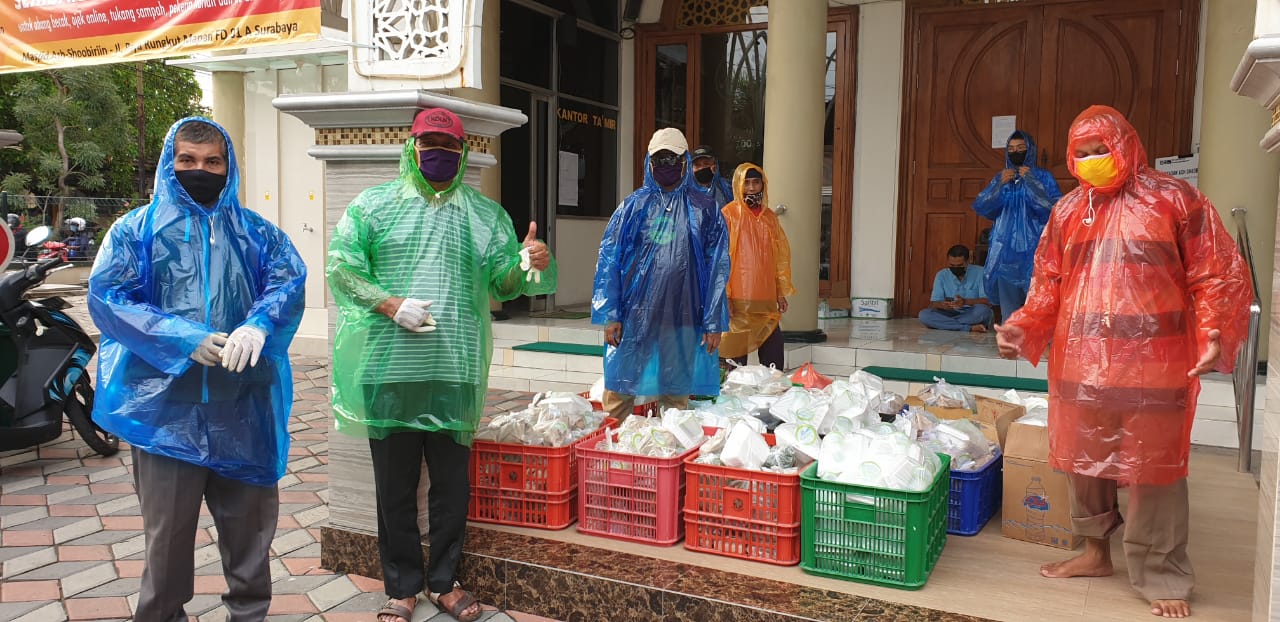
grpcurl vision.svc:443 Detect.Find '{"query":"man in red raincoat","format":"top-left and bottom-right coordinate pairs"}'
top-left (995, 106), bottom-right (1252, 619)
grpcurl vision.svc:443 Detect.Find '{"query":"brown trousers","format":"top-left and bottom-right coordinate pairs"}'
top-left (602, 390), bottom-right (688, 422)
top-left (1067, 474), bottom-right (1194, 601)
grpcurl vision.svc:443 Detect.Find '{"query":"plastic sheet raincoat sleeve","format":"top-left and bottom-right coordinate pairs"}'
top-left (1178, 189), bottom-right (1253, 372)
top-left (485, 208), bottom-right (559, 301)
top-left (239, 224), bottom-right (308, 340)
top-left (702, 211), bottom-right (731, 334)
top-left (591, 201), bottom-right (634, 327)
top-left (327, 197), bottom-right (394, 315)
top-left (88, 216), bottom-right (213, 377)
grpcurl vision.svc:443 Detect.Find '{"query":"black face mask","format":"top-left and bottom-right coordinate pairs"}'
top-left (1008, 151), bottom-right (1027, 167)
top-left (176, 169), bottom-right (227, 205)
top-left (693, 168), bottom-right (715, 184)
top-left (745, 191), bottom-right (763, 207)
top-left (950, 266), bottom-right (966, 279)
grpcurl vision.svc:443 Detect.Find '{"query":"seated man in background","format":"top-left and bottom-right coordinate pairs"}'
top-left (918, 244), bottom-right (992, 333)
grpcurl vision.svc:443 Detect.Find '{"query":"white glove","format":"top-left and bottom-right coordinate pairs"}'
top-left (393, 298), bottom-right (438, 333)
top-left (221, 326), bottom-right (267, 373)
top-left (191, 333), bottom-right (228, 367)
top-left (519, 247), bottom-right (543, 284)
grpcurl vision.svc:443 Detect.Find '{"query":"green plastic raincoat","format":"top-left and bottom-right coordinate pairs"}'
top-left (327, 140), bottom-right (558, 445)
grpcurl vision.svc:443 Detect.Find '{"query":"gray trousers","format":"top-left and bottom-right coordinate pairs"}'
top-left (133, 447), bottom-right (279, 622)
top-left (1067, 474), bottom-right (1194, 601)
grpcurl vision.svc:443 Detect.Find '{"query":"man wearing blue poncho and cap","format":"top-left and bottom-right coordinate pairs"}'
top-left (972, 130), bottom-right (1062, 321)
top-left (593, 128), bottom-right (730, 420)
top-left (89, 118), bottom-right (306, 621)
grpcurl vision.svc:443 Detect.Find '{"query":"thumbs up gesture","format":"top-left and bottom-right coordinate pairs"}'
top-left (521, 222), bottom-right (550, 271)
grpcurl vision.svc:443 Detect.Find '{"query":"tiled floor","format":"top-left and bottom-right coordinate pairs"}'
top-left (0, 356), bottom-right (561, 622)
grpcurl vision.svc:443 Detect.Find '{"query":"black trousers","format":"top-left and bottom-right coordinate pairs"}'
top-left (368, 430), bottom-right (471, 597)
top-left (730, 326), bottom-right (785, 370)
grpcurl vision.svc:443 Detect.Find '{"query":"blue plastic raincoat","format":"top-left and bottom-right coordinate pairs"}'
top-left (327, 139), bottom-right (558, 446)
top-left (592, 153), bottom-right (730, 397)
top-left (972, 130), bottom-right (1062, 307)
top-left (89, 118), bottom-right (307, 487)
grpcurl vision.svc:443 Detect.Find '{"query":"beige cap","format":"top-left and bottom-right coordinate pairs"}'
top-left (647, 127), bottom-right (689, 156)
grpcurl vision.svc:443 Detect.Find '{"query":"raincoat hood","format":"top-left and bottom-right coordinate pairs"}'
top-left (403, 139), bottom-right (471, 197)
top-left (88, 116), bottom-right (307, 486)
top-left (731, 162), bottom-right (768, 207)
top-left (156, 117), bottom-right (241, 214)
top-left (688, 154), bottom-right (734, 207)
top-left (1005, 129), bottom-right (1039, 169)
top-left (1066, 105), bottom-right (1147, 194)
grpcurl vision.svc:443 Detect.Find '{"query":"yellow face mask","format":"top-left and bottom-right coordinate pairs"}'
top-left (1074, 153), bottom-right (1119, 187)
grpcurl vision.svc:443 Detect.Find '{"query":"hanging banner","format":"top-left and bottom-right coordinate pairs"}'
top-left (0, 0), bottom-right (322, 74)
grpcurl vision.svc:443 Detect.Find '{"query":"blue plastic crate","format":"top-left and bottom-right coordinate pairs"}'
top-left (946, 448), bottom-right (1003, 536)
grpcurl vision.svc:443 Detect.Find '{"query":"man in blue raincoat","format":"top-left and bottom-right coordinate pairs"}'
top-left (691, 144), bottom-right (734, 208)
top-left (593, 128), bottom-right (730, 420)
top-left (972, 130), bottom-right (1062, 321)
top-left (89, 118), bottom-right (306, 621)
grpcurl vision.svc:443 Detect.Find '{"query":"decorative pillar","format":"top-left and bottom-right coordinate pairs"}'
top-left (763, 0), bottom-right (827, 340)
top-left (211, 71), bottom-right (246, 203)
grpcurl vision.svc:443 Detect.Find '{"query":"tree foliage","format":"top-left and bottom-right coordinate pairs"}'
top-left (0, 60), bottom-right (207, 215)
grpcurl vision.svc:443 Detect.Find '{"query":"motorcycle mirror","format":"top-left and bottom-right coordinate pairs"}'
top-left (26, 226), bottom-right (51, 247)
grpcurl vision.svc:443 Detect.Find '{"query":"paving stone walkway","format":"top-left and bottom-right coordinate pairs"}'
top-left (0, 356), bottom-right (555, 622)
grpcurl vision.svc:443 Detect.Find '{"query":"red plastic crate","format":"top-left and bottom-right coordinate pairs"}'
top-left (467, 419), bottom-right (615, 530)
top-left (684, 510), bottom-right (801, 566)
top-left (574, 427), bottom-right (708, 545)
top-left (682, 432), bottom-right (802, 565)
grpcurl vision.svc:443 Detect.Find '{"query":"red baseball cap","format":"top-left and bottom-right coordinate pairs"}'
top-left (411, 107), bottom-right (466, 141)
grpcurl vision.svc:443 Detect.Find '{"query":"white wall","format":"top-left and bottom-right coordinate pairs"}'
top-left (850, 0), bottom-right (905, 300)
top-left (554, 218), bottom-right (609, 306)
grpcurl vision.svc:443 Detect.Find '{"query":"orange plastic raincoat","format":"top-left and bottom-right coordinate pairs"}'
top-left (1005, 106), bottom-right (1252, 486)
top-left (720, 163), bottom-right (795, 360)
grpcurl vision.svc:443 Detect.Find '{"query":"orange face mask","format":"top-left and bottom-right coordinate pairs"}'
top-left (1074, 153), bottom-right (1119, 188)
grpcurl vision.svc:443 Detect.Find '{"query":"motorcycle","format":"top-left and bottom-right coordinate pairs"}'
top-left (0, 225), bottom-right (117, 456)
top-left (37, 240), bottom-right (69, 262)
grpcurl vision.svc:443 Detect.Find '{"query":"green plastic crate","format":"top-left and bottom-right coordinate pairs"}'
top-left (800, 454), bottom-right (950, 590)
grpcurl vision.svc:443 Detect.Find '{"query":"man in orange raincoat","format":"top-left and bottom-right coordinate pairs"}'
top-left (719, 163), bottom-right (794, 369)
top-left (996, 106), bottom-right (1251, 619)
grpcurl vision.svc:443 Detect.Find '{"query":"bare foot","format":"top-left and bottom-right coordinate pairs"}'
top-left (377, 596), bottom-right (416, 622)
top-left (970, 324), bottom-right (988, 333)
top-left (1040, 538), bottom-right (1113, 578)
top-left (1151, 599), bottom-right (1190, 618)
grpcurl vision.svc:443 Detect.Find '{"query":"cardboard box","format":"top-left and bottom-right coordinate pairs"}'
top-left (850, 319), bottom-right (888, 341)
top-left (850, 297), bottom-right (893, 319)
top-left (904, 395), bottom-right (971, 421)
top-left (1001, 421), bottom-right (1081, 550)
top-left (973, 396), bottom-right (1024, 449)
top-left (903, 395), bottom-right (1023, 450)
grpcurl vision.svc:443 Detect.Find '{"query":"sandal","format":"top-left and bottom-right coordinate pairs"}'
top-left (429, 583), bottom-right (483, 622)
top-left (377, 597), bottom-right (415, 622)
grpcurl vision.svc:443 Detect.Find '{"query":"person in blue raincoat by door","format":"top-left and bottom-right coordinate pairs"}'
top-left (972, 130), bottom-right (1062, 321)
top-left (593, 128), bottom-right (730, 420)
top-left (89, 118), bottom-right (306, 622)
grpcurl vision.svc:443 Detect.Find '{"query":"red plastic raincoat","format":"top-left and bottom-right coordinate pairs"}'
top-left (719, 163), bottom-right (794, 360)
top-left (1005, 106), bottom-right (1252, 486)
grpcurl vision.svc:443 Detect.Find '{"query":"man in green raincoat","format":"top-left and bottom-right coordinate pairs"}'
top-left (327, 107), bottom-right (556, 622)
